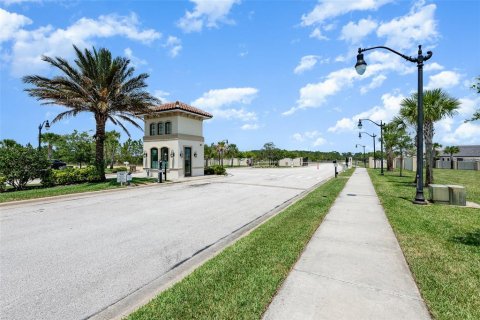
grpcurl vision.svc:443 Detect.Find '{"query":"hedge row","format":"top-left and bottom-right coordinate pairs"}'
top-left (42, 166), bottom-right (98, 186)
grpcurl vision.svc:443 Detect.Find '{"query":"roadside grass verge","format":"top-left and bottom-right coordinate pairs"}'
top-left (368, 169), bottom-right (480, 320)
top-left (127, 169), bottom-right (353, 320)
top-left (0, 177), bottom-right (157, 203)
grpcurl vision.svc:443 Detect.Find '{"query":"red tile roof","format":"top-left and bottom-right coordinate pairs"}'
top-left (150, 101), bottom-right (213, 118)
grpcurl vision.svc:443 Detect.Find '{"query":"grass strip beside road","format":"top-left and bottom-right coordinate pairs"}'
top-left (127, 169), bottom-right (353, 320)
top-left (368, 169), bottom-right (480, 320)
top-left (0, 177), bottom-right (157, 203)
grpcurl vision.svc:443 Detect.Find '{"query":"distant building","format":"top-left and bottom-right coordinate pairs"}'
top-left (142, 101), bottom-right (213, 180)
top-left (438, 145), bottom-right (480, 162)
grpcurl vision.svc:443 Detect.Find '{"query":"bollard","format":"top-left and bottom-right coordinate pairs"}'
top-left (333, 160), bottom-right (338, 178)
top-left (158, 170), bottom-right (162, 183)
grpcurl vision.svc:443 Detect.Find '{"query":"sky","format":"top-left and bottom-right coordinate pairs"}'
top-left (0, 0), bottom-right (479, 153)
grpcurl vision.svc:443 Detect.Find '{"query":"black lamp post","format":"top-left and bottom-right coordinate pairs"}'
top-left (359, 131), bottom-right (377, 169)
top-left (355, 45), bottom-right (431, 204)
top-left (356, 144), bottom-right (366, 167)
top-left (358, 119), bottom-right (384, 174)
top-left (38, 120), bottom-right (50, 150)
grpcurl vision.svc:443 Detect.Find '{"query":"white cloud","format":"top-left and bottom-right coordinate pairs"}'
top-left (328, 92), bottom-right (404, 132)
top-left (425, 71), bottom-right (461, 90)
top-left (177, 0), bottom-right (240, 33)
top-left (340, 18), bottom-right (377, 44)
top-left (0, 0), bottom-right (40, 5)
top-left (377, 3), bottom-right (438, 50)
top-left (124, 48), bottom-right (147, 67)
top-left (437, 117), bottom-right (454, 133)
top-left (294, 55), bottom-right (319, 74)
top-left (424, 62), bottom-right (444, 72)
top-left (360, 74), bottom-right (386, 94)
top-left (153, 90), bottom-right (170, 102)
top-left (164, 36), bottom-right (182, 57)
top-left (292, 130), bottom-right (326, 147)
top-left (241, 123), bottom-right (259, 130)
top-left (301, 0), bottom-right (391, 26)
top-left (313, 137), bottom-right (327, 146)
top-left (4, 12), bottom-right (161, 77)
top-left (457, 97), bottom-right (480, 117)
top-left (292, 133), bottom-right (304, 142)
top-left (442, 122), bottom-right (480, 144)
top-left (192, 87), bottom-right (258, 121)
top-left (0, 8), bottom-right (32, 42)
top-left (309, 28), bottom-right (328, 40)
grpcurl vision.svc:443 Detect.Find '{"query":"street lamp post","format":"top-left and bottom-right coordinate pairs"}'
top-left (358, 119), bottom-right (384, 174)
top-left (359, 131), bottom-right (377, 169)
top-left (355, 45), bottom-right (431, 204)
top-left (356, 144), bottom-right (366, 168)
top-left (38, 120), bottom-right (50, 150)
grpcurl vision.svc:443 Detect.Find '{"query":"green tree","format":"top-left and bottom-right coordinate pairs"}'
top-left (56, 130), bottom-right (94, 167)
top-left (104, 130), bottom-right (121, 169)
top-left (119, 138), bottom-right (143, 165)
top-left (0, 139), bottom-right (21, 148)
top-left (0, 143), bottom-right (50, 190)
top-left (466, 76), bottom-right (479, 122)
top-left (23, 45), bottom-right (159, 181)
top-left (41, 132), bottom-right (63, 160)
top-left (226, 143), bottom-right (239, 167)
top-left (204, 143), bottom-right (216, 167)
top-left (400, 88), bottom-right (459, 185)
top-left (444, 145), bottom-right (460, 169)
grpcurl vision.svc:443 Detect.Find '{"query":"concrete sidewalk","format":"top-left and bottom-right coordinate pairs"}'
top-left (263, 168), bottom-right (431, 320)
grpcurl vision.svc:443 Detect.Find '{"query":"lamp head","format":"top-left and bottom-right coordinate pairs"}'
top-left (45, 120), bottom-right (50, 130)
top-left (355, 52), bottom-right (367, 75)
top-left (170, 151), bottom-right (175, 157)
top-left (357, 119), bottom-right (362, 130)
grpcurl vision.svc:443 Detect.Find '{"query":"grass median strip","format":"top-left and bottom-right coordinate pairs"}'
top-left (368, 168), bottom-right (480, 320)
top-left (0, 177), bottom-right (157, 203)
top-left (127, 169), bottom-right (353, 320)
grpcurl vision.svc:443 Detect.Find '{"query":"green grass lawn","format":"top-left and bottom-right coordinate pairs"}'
top-left (368, 168), bottom-right (480, 320)
top-left (127, 169), bottom-right (353, 320)
top-left (0, 177), bottom-right (157, 203)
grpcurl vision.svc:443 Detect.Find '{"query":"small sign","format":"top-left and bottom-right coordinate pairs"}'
top-left (117, 171), bottom-right (128, 183)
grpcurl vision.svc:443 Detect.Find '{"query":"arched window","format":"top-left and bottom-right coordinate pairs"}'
top-left (150, 148), bottom-right (158, 169)
top-left (150, 123), bottom-right (156, 136)
top-left (165, 121), bottom-right (172, 134)
top-left (157, 122), bottom-right (164, 135)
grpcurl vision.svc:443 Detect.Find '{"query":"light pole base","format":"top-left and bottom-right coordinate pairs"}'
top-left (413, 194), bottom-right (427, 205)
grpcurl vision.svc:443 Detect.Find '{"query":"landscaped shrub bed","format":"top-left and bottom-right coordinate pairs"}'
top-left (204, 165), bottom-right (226, 175)
top-left (46, 166), bottom-right (98, 185)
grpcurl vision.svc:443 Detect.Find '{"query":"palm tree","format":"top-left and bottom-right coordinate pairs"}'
top-left (444, 146), bottom-right (460, 169)
top-left (226, 143), bottom-right (239, 167)
top-left (23, 45), bottom-right (159, 181)
top-left (400, 88), bottom-right (459, 185)
top-left (41, 132), bottom-right (63, 160)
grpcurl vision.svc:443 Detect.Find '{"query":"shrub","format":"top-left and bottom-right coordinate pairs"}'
top-left (212, 165), bottom-right (226, 175)
top-left (0, 143), bottom-right (50, 190)
top-left (0, 175), bottom-right (6, 192)
top-left (51, 166), bottom-right (98, 185)
top-left (111, 166), bottom-right (128, 173)
top-left (40, 169), bottom-right (55, 187)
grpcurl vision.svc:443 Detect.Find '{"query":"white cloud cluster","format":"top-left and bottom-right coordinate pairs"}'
top-left (0, 8), bottom-right (31, 42)
top-left (340, 18), bottom-right (377, 44)
top-left (124, 48), bottom-right (147, 67)
top-left (294, 55), bottom-right (321, 74)
top-left (1, 10), bottom-right (161, 76)
top-left (192, 87), bottom-right (259, 124)
top-left (177, 0), bottom-right (240, 33)
top-left (292, 130), bottom-right (326, 146)
top-left (328, 92), bottom-right (404, 133)
top-left (425, 71), bottom-right (461, 90)
top-left (309, 28), bottom-right (328, 40)
top-left (164, 36), bottom-right (182, 57)
top-left (301, 0), bottom-right (391, 26)
top-left (153, 89), bottom-right (171, 103)
top-left (360, 74), bottom-right (386, 94)
top-left (241, 123), bottom-right (259, 130)
top-left (442, 122), bottom-right (480, 145)
top-left (377, 3), bottom-right (438, 50)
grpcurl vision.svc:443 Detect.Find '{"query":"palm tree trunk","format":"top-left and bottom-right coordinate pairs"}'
top-left (95, 116), bottom-right (107, 181)
top-left (386, 147), bottom-right (394, 171)
top-left (424, 122), bottom-right (434, 186)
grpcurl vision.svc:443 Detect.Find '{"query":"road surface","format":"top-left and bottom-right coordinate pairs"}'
top-left (0, 164), bottom-right (337, 320)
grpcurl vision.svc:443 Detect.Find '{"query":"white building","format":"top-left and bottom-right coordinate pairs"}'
top-left (142, 101), bottom-right (213, 180)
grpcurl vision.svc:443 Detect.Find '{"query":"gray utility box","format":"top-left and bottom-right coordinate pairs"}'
top-left (448, 185), bottom-right (466, 206)
top-left (428, 184), bottom-right (449, 203)
top-left (428, 184), bottom-right (466, 206)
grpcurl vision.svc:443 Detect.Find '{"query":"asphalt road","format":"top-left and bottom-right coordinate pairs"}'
top-left (0, 164), bottom-right (336, 320)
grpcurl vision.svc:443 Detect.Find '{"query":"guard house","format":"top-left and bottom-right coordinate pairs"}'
top-left (142, 101), bottom-right (213, 180)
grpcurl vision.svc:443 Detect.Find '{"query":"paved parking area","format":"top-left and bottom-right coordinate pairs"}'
top-left (0, 164), bottom-right (336, 320)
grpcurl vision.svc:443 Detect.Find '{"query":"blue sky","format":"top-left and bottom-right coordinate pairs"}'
top-left (1, 0), bottom-right (479, 153)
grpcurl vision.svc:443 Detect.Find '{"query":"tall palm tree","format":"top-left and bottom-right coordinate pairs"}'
top-left (400, 88), bottom-right (459, 185)
top-left (41, 132), bottom-right (63, 160)
top-left (444, 145), bottom-right (460, 169)
top-left (23, 45), bottom-right (159, 181)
